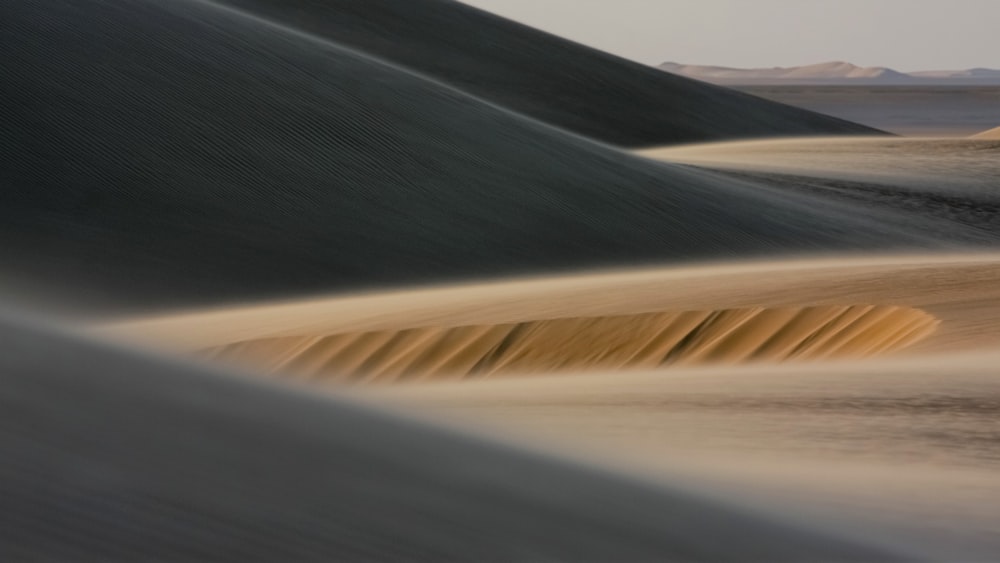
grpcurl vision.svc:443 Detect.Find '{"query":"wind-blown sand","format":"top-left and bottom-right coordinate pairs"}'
top-left (102, 254), bottom-right (1000, 380)
top-left (98, 253), bottom-right (1000, 559)
top-left (2, 312), bottom-right (911, 560)
top-left (972, 125), bottom-right (1000, 139)
top-left (368, 353), bottom-right (1000, 560)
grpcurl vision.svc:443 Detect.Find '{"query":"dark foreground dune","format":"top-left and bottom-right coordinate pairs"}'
top-left (1, 0), bottom-right (943, 313)
top-left (0, 311), bottom-right (908, 561)
top-left (213, 0), bottom-right (881, 146)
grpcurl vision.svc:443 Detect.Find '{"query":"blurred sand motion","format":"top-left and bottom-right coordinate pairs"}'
top-left (367, 351), bottom-right (1000, 558)
top-left (101, 253), bottom-right (1000, 381)
top-left (972, 125), bottom-right (1000, 139)
top-left (202, 305), bottom-right (936, 383)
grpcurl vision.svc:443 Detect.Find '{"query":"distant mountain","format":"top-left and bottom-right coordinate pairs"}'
top-left (659, 61), bottom-right (1000, 85)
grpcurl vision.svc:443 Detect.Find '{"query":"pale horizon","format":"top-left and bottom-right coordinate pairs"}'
top-left (459, 0), bottom-right (1000, 72)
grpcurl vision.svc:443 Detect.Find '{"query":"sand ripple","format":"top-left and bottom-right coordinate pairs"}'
top-left (203, 305), bottom-right (936, 383)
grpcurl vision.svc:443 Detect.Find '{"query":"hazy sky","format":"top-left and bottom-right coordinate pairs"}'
top-left (460, 0), bottom-right (1000, 71)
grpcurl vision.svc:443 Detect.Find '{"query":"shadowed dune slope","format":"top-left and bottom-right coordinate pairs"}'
top-left (643, 137), bottom-right (1000, 240)
top-left (0, 312), bottom-right (907, 561)
top-left (972, 126), bottom-right (1000, 139)
top-left (215, 0), bottom-right (882, 146)
top-left (204, 305), bottom-right (937, 383)
top-left (1, 0), bottom-right (939, 313)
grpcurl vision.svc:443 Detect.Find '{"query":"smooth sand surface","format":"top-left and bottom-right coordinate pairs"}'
top-left (972, 125), bottom-right (1000, 139)
top-left (732, 85), bottom-right (1000, 137)
top-left (640, 136), bottom-right (1000, 191)
top-left (366, 353), bottom-right (1000, 560)
top-left (642, 137), bottom-right (1000, 244)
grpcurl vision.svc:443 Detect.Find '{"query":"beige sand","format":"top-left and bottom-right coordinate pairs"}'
top-left (365, 352), bottom-right (1000, 558)
top-left (95, 253), bottom-right (1000, 555)
top-left (972, 125), bottom-right (1000, 139)
top-left (101, 253), bottom-right (1000, 381)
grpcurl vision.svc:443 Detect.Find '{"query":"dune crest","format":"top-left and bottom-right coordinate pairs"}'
top-left (971, 126), bottom-right (1000, 139)
top-left (203, 305), bottom-right (937, 383)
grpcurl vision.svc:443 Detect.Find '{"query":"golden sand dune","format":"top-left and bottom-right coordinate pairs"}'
top-left (100, 253), bottom-right (1000, 383)
top-left (202, 305), bottom-right (935, 382)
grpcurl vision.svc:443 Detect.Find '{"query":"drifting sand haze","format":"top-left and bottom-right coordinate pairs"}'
top-left (100, 253), bottom-right (1000, 383)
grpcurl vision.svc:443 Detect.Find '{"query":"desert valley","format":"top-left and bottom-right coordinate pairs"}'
top-left (2, 0), bottom-right (1000, 560)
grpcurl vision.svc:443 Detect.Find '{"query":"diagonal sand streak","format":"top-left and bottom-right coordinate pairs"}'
top-left (200, 305), bottom-right (937, 383)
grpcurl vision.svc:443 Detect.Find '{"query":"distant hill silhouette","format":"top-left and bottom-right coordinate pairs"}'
top-left (660, 61), bottom-right (1000, 85)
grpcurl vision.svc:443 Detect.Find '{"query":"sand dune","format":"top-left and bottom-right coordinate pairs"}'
top-left (972, 125), bottom-right (1000, 139)
top-left (2, 0), bottom-right (932, 314)
top-left (214, 0), bottom-right (881, 146)
top-left (102, 254), bottom-right (1000, 382)
top-left (202, 305), bottom-right (936, 383)
top-left (642, 136), bottom-right (1000, 241)
top-left (1, 311), bottom-right (913, 560)
top-left (96, 253), bottom-right (1000, 558)
top-left (7, 1), bottom-right (1000, 559)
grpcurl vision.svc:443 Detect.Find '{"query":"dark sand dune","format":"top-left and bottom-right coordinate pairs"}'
top-left (214, 0), bottom-right (882, 146)
top-left (0, 311), bottom-right (908, 561)
top-left (1, 0), bottom-right (939, 313)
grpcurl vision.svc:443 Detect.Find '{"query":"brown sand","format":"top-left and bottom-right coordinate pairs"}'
top-left (94, 253), bottom-right (1000, 556)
